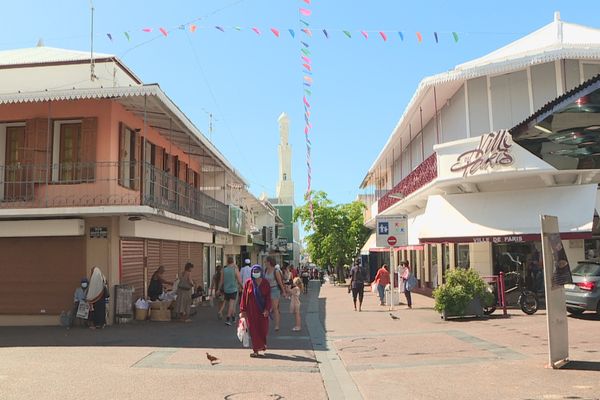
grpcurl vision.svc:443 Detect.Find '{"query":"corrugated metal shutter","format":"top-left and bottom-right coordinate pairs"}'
top-left (190, 243), bottom-right (203, 289)
top-left (160, 240), bottom-right (179, 282)
top-left (146, 239), bottom-right (161, 293)
top-left (120, 239), bottom-right (144, 300)
top-left (179, 242), bottom-right (190, 270)
top-left (0, 237), bottom-right (85, 314)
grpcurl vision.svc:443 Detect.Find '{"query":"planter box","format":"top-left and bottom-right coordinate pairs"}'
top-left (441, 297), bottom-right (484, 320)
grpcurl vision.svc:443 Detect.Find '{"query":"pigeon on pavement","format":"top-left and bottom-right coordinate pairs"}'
top-left (206, 352), bottom-right (219, 365)
top-left (389, 313), bottom-right (400, 320)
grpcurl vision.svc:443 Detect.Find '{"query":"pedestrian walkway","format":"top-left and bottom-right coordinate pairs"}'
top-left (1, 280), bottom-right (599, 399)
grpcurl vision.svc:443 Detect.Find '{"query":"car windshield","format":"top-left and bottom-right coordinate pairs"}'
top-left (572, 263), bottom-right (600, 277)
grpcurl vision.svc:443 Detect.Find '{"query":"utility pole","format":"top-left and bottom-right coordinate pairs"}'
top-left (89, 0), bottom-right (97, 81)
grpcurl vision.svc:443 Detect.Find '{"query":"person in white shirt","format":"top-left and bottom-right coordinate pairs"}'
top-left (240, 259), bottom-right (252, 284)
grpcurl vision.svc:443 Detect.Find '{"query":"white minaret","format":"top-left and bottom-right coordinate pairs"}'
top-left (276, 112), bottom-right (294, 204)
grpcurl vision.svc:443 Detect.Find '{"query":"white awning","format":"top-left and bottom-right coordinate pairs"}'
top-left (418, 184), bottom-right (597, 242)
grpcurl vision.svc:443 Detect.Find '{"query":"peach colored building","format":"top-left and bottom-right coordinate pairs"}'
top-left (0, 46), bottom-right (250, 325)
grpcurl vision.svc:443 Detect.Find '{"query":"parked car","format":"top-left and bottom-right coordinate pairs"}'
top-left (565, 260), bottom-right (600, 316)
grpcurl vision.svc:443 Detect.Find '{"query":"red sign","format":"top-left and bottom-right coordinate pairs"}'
top-left (387, 236), bottom-right (397, 246)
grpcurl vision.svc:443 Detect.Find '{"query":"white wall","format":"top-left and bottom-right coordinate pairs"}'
top-left (490, 70), bottom-right (530, 131)
top-left (564, 59), bottom-right (581, 91)
top-left (583, 62), bottom-right (600, 81)
top-left (531, 62), bottom-right (558, 110)
top-left (422, 119), bottom-right (436, 159)
top-left (410, 134), bottom-right (422, 170)
top-left (441, 85), bottom-right (467, 143)
top-left (467, 77), bottom-right (490, 137)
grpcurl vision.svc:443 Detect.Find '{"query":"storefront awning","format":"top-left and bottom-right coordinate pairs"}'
top-left (418, 184), bottom-right (596, 243)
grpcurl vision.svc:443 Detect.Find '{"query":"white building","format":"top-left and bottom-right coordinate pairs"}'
top-left (360, 13), bottom-right (600, 291)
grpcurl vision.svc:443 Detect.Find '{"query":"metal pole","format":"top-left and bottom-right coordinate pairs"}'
top-left (389, 247), bottom-right (395, 311)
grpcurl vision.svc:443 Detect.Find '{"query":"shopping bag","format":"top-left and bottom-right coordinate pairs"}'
top-left (371, 282), bottom-right (378, 293)
top-left (237, 317), bottom-right (250, 348)
top-left (76, 302), bottom-right (90, 319)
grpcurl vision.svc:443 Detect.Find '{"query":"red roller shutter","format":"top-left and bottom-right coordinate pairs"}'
top-left (160, 240), bottom-right (179, 282)
top-left (190, 243), bottom-right (203, 288)
top-left (120, 239), bottom-right (144, 300)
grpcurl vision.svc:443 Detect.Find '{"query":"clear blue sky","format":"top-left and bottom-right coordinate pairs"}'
top-left (2, 0), bottom-right (599, 205)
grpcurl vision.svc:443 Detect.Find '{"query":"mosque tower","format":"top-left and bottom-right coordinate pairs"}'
top-left (276, 112), bottom-right (294, 205)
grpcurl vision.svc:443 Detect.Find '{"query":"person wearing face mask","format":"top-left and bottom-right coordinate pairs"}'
top-left (68, 278), bottom-right (88, 328)
top-left (240, 265), bottom-right (272, 358)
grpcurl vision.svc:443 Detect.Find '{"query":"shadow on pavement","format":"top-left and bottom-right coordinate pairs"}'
top-left (262, 353), bottom-right (319, 363)
top-left (0, 281), bottom-right (327, 351)
top-left (568, 312), bottom-right (600, 321)
top-left (562, 360), bottom-right (600, 371)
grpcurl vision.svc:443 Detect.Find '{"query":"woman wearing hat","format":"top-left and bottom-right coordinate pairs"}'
top-left (240, 265), bottom-right (272, 357)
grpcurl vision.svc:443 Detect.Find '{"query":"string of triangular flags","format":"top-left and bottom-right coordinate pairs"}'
top-left (107, 24), bottom-right (460, 44)
top-left (300, 0), bottom-right (315, 226)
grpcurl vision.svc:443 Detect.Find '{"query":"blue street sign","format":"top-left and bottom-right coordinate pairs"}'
top-left (378, 222), bottom-right (389, 235)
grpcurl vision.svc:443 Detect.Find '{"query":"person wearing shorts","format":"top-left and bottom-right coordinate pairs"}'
top-left (349, 260), bottom-right (366, 311)
top-left (219, 256), bottom-right (242, 326)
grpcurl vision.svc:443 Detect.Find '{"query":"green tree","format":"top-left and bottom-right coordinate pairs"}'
top-left (294, 191), bottom-right (370, 282)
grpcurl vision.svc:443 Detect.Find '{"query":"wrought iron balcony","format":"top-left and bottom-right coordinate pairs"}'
top-left (0, 162), bottom-right (229, 228)
top-left (378, 153), bottom-right (438, 213)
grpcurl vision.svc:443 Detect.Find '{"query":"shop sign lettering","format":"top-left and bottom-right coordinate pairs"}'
top-left (473, 236), bottom-right (524, 244)
top-left (450, 130), bottom-right (514, 177)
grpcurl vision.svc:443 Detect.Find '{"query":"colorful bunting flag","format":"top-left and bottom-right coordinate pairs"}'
top-left (142, 28), bottom-right (152, 33)
top-left (361, 31), bottom-right (369, 39)
top-left (124, 32), bottom-right (130, 41)
top-left (159, 27), bottom-right (168, 37)
top-left (190, 24), bottom-right (197, 33)
top-left (301, 28), bottom-right (312, 37)
top-left (343, 30), bottom-right (352, 38)
top-left (289, 29), bottom-right (296, 38)
top-left (300, 19), bottom-right (310, 27)
top-left (434, 32), bottom-right (439, 43)
top-left (398, 32), bottom-right (404, 41)
top-left (215, 26), bottom-right (225, 32)
top-left (303, 63), bottom-right (312, 71)
top-left (301, 55), bottom-right (311, 64)
top-left (271, 28), bottom-right (280, 37)
top-left (452, 32), bottom-right (459, 42)
top-left (252, 27), bottom-right (261, 35)
top-left (323, 29), bottom-right (329, 39)
top-left (299, 8), bottom-right (312, 16)
top-left (301, 41), bottom-right (310, 47)
top-left (379, 31), bottom-right (387, 41)
top-left (303, 0), bottom-right (311, 3)
top-left (106, 33), bottom-right (113, 41)
top-left (235, 26), bottom-right (242, 31)
top-left (301, 48), bottom-right (311, 56)
top-left (416, 31), bottom-right (423, 42)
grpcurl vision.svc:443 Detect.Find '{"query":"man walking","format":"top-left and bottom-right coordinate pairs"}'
top-left (240, 258), bottom-right (252, 285)
top-left (349, 259), bottom-right (366, 311)
top-left (219, 256), bottom-right (243, 326)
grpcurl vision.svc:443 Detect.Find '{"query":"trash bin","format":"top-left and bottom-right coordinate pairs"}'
top-left (114, 284), bottom-right (134, 324)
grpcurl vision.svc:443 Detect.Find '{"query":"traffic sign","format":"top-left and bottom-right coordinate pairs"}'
top-left (376, 215), bottom-right (408, 248)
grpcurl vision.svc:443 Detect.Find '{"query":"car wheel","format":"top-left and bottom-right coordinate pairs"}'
top-left (567, 307), bottom-right (584, 316)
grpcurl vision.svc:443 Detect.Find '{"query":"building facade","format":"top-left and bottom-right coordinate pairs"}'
top-left (0, 46), bottom-right (250, 325)
top-left (360, 13), bottom-right (600, 292)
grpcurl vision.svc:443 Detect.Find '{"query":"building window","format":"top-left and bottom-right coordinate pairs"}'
top-left (59, 122), bottom-right (82, 182)
top-left (283, 173), bottom-right (287, 181)
top-left (118, 123), bottom-right (139, 190)
top-left (456, 244), bottom-right (470, 269)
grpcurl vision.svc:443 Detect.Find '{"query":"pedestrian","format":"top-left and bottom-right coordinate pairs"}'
top-left (147, 266), bottom-right (172, 301)
top-left (301, 268), bottom-right (310, 294)
top-left (349, 259), bottom-right (366, 311)
top-left (219, 256), bottom-right (243, 326)
top-left (211, 265), bottom-right (225, 319)
top-left (240, 258), bottom-right (252, 285)
top-left (69, 277), bottom-right (88, 328)
top-left (175, 262), bottom-right (194, 322)
top-left (264, 256), bottom-right (287, 331)
top-left (240, 265), bottom-right (272, 357)
top-left (401, 261), bottom-right (416, 309)
top-left (290, 277), bottom-right (303, 331)
top-left (86, 267), bottom-right (109, 329)
top-left (373, 264), bottom-right (390, 306)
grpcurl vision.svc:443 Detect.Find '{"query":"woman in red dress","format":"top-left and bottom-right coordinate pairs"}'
top-left (240, 265), bottom-right (272, 357)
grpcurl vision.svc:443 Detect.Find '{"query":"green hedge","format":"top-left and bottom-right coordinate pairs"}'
top-left (433, 268), bottom-right (494, 316)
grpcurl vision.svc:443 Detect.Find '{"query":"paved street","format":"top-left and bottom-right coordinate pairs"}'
top-left (0, 281), bottom-right (599, 400)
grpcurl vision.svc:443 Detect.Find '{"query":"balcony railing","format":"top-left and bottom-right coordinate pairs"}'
top-left (0, 162), bottom-right (229, 228)
top-left (142, 162), bottom-right (228, 228)
top-left (378, 153), bottom-right (438, 213)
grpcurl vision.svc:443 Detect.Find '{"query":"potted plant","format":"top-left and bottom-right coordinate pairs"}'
top-left (433, 268), bottom-right (494, 319)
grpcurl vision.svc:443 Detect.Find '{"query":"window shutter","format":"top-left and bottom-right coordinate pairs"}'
top-left (118, 122), bottom-right (125, 186)
top-left (81, 117), bottom-right (97, 181)
top-left (134, 133), bottom-right (142, 190)
top-left (25, 118), bottom-right (50, 183)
